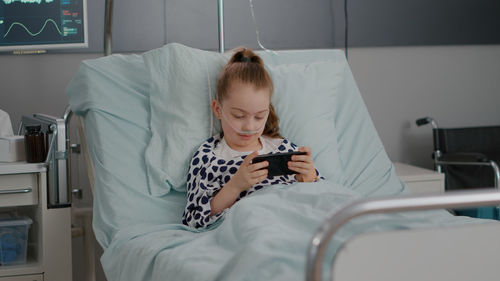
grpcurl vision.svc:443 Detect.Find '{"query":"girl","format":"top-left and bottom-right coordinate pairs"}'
top-left (182, 48), bottom-right (322, 229)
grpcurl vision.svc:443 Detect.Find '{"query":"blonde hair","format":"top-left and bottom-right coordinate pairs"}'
top-left (217, 48), bottom-right (282, 138)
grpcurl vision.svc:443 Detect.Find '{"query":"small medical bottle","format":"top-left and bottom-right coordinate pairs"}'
top-left (24, 125), bottom-right (47, 163)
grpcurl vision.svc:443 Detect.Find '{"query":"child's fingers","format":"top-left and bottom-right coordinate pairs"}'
top-left (288, 161), bottom-right (313, 170)
top-left (252, 168), bottom-right (268, 177)
top-left (288, 166), bottom-right (310, 175)
top-left (243, 151), bottom-right (259, 165)
top-left (291, 154), bottom-right (312, 163)
top-left (298, 146), bottom-right (312, 155)
top-left (249, 161), bottom-right (269, 171)
top-left (256, 174), bottom-right (268, 183)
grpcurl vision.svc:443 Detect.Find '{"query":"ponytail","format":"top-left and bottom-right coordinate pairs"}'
top-left (217, 48), bottom-right (282, 138)
top-left (263, 104), bottom-right (282, 138)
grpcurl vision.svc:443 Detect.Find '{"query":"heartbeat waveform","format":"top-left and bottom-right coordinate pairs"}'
top-left (3, 18), bottom-right (62, 38)
top-left (3, 0), bottom-right (54, 4)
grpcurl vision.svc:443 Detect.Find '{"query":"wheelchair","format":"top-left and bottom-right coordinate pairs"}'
top-left (416, 117), bottom-right (500, 219)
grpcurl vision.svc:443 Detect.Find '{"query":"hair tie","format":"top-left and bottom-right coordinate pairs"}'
top-left (240, 56), bottom-right (251, 63)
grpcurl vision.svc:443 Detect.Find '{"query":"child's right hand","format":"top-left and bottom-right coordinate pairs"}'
top-left (229, 151), bottom-right (269, 192)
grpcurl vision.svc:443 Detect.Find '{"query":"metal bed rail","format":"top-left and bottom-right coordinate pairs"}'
top-left (305, 188), bottom-right (500, 281)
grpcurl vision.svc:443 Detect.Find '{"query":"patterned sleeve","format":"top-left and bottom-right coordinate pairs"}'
top-left (182, 147), bottom-right (224, 229)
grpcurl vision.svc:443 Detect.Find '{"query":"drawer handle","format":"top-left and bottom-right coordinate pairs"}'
top-left (0, 187), bottom-right (33, 195)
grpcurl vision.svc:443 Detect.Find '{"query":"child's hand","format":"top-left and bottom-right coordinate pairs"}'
top-left (288, 147), bottom-right (317, 182)
top-left (229, 151), bottom-right (269, 192)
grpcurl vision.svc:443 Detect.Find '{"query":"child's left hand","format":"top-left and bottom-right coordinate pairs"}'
top-left (288, 146), bottom-right (318, 182)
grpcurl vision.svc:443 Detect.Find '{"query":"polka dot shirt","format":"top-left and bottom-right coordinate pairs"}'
top-left (182, 133), bottom-right (322, 229)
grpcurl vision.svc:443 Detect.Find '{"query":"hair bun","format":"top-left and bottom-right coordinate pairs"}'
top-left (240, 56), bottom-right (252, 63)
top-left (234, 52), bottom-right (253, 63)
top-left (227, 48), bottom-right (265, 67)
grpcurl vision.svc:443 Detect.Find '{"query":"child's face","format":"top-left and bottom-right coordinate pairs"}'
top-left (213, 82), bottom-right (270, 151)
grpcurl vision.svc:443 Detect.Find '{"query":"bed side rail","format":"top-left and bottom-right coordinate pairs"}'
top-left (305, 188), bottom-right (500, 281)
top-left (75, 115), bottom-right (95, 195)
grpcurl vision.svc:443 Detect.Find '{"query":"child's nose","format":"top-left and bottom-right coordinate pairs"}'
top-left (243, 119), bottom-right (259, 129)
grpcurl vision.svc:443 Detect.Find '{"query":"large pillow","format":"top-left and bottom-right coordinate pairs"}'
top-left (269, 62), bottom-right (344, 183)
top-left (143, 43), bottom-right (345, 196)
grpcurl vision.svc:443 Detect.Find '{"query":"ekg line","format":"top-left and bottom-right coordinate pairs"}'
top-left (3, 18), bottom-right (62, 38)
top-left (3, 0), bottom-right (54, 4)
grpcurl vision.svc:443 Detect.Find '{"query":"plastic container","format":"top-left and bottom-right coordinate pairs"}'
top-left (0, 216), bottom-right (33, 266)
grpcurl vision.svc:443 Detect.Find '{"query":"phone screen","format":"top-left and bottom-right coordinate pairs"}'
top-left (252, 151), bottom-right (307, 177)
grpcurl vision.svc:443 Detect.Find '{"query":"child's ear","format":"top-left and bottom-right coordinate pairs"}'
top-left (211, 99), bottom-right (221, 119)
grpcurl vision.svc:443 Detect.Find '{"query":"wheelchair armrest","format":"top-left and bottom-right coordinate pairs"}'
top-left (439, 152), bottom-right (490, 163)
top-left (435, 154), bottom-right (500, 188)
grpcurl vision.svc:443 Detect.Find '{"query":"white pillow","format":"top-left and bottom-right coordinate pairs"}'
top-left (269, 61), bottom-right (344, 184)
top-left (143, 43), bottom-right (345, 196)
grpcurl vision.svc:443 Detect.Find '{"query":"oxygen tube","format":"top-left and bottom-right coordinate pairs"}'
top-left (249, 0), bottom-right (277, 55)
top-left (219, 103), bottom-right (268, 135)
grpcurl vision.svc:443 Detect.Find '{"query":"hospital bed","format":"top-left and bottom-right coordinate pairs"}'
top-left (66, 43), bottom-right (500, 281)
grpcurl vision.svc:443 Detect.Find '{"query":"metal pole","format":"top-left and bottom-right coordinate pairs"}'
top-left (104, 0), bottom-right (114, 56)
top-left (436, 160), bottom-right (500, 188)
top-left (217, 0), bottom-right (225, 53)
top-left (63, 105), bottom-right (73, 205)
top-left (305, 189), bottom-right (500, 281)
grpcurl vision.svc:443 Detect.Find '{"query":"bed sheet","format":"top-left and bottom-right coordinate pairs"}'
top-left (101, 180), bottom-right (477, 281)
top-left (67, 54), bottom-right (187, 248)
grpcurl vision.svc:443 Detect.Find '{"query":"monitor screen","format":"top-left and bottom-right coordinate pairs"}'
top-left (0, 0), bottom-right (87, 52)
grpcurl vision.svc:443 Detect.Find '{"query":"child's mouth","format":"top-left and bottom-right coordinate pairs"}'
top-left (239, 134), bottom-right (253, 139)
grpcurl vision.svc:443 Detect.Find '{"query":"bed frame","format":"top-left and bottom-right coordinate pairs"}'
top-left (75, 112), bottom-right (500, 281)
top-left (307, 189), bottom-right (500, 281)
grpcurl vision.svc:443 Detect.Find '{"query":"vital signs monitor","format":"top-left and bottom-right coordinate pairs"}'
top-left (0, 0), bottom-right (87, 52)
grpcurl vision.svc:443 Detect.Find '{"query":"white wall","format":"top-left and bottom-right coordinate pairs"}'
top-left (348, 44), bottom-right (500, 169)
top-left (3, 45), bottom-right (498, 168)
top-left (0, 53), bottom-right (100, 129)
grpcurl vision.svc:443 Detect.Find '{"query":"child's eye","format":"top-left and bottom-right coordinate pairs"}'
top-left (233, 115), bottom-right (244, 119)
top-left (255, 117), bottom-right (264, 120)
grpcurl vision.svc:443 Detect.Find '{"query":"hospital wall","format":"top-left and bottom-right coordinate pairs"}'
top-left (2, 45), bottom-right (499, 169)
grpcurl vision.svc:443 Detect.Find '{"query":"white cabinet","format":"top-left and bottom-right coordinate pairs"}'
top-left (394, 162), bottom-right (445, 194)
top-left (0, 162), bottom-right (72, 281)
top-left (0, 173), bottom-right (38, 207)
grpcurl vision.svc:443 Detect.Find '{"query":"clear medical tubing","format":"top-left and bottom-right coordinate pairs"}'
top-left (219, 105), bottom-right (267, 135)
top-left (249, 0), bottom-right (277, 54)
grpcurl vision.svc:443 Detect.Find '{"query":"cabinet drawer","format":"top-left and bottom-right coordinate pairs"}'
top-left (0, 173), bottom-right (38, 207)
top-left (0, 274), bottom-right (43, 281)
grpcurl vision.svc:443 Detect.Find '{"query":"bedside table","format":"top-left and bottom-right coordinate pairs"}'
top-left (394, 162), bottom-right (445, 194)
top-left (0, 162), bottom-right (72, 281)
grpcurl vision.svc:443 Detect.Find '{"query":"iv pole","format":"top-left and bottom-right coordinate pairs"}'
top-left (218, 0), bottom-right (225, 53)
top-left (104, 0), bottom-right (114, 56)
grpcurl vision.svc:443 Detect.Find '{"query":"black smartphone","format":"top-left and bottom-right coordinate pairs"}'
top-left (251, 151), bottom-right (307, 177)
